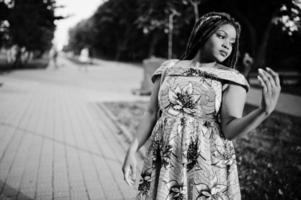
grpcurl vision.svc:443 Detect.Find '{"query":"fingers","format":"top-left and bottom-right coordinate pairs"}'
top-left (257, 75), bottom-right (267, 93)
top-left (258, 68), bottom-right (272, 94)
top-left (131, 163), bottom-right (137, 183)
top-left (123, 164), bottom-right (130, 184)
top-left (122, 160), bottom-right (136, 186)
top-left (261, 67), bottom-right (281, 95)
top-left (261, 68), bottom-right (276, 88)
top-left (258, 67), bottom-right (282, 103)
top-left (266, 67), bottom-right (281, 88)
top-left (122, 159), bottom-right (132, 185)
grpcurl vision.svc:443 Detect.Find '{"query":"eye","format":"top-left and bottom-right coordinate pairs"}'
top-left (216, 33), bottom-right (225, 39)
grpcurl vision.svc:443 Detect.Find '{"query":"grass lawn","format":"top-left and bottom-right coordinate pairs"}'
top-left (103, 101), bottom-right (301, 200)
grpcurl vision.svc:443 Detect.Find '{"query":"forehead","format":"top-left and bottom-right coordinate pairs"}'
top-left (216, 24), bottom-right (237, 38)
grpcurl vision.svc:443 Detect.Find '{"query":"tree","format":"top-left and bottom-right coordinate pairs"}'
top-left (66, 0), bottom-right (300, 73)
top-left (136, 0), bottom-right (190, 58)
top-left (68, 19), bottom-right (95, 55)
top-left (0, 0), bottom-right (10, 47)
top-left (3, 0), bottom-right (60, 67)
top-left (183, 0), bottom-right (209, 21)
top-left (85, 0), bottom-right (142, 60)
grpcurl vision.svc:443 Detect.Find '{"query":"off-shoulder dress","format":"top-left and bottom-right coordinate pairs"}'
top-left (137, 59), bottom-right (249, 200)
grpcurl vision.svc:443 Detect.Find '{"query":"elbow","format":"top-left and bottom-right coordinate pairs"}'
top-left (221, 117), bottom-right (237, 141)
top-left (223, 131), bottom-right (235, 141)
top-left (223, 126), bottom-right (250, 141)
top-left (146, 107), bottom-right (158, 122)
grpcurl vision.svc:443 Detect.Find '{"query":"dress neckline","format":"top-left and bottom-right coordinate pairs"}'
top-left (194, 61), bottom-right (217, 69)
top-left (176, 59), bottom-right (217, 69)
top-left (171, 59), bottom-right (238, 75)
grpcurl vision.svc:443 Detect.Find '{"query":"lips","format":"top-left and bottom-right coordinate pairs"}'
top-left (219, 50), bottom-right (228, 57)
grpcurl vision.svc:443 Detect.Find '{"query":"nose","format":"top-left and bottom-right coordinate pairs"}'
top-left (222, 41), bottom-right (230, 50)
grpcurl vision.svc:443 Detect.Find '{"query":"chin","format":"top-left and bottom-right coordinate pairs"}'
top-left (214, 55), bottom-right (227, 63)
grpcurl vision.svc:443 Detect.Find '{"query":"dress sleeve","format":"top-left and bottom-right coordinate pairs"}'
top-left (151, 59), bottom-right (179, 83)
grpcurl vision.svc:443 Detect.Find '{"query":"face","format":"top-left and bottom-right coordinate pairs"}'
top-left (201, 24), bottom-right (237, 63)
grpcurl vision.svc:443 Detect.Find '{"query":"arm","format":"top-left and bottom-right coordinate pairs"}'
top-left (128, 78), bottom-right (161, 152)
top-left (221, 67), bottom-right (281, 140)
top-left (122, 77), bottom-right (161, 185)
top-left (221, 84), bottom-right (268, 140)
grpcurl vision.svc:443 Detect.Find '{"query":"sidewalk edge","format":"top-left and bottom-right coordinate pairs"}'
top-left (98, 103), bottom-right (146, 159)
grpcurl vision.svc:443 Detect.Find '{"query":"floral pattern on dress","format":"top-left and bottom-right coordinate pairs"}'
top-left (195, 174), bottom-right (229, 200)
top-left (161, 144), bottom-right (174, 168)
top-left (211, 141), bottom-right (236, 168)
top-left (137, 60), bottom-right (249, 200)
top-left (186, 137), bottom-right (206, 172)
top-left (167, 180), bottom-right (186, 200)
top-left (167, 82), bottom-right (199, 116)
top-left (137, 168), bottom-right (154, 199)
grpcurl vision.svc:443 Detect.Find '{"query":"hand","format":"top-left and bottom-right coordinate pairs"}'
top-left (122, 149), bottom-right (137, 186)
top-left (257, 67), bottom-right (281, 115)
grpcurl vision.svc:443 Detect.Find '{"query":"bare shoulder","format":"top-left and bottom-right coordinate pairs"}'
top-left (223, 84), bottom-right (247, 110)
top-left (222, 84), bottom-right (247, 119)
top-left (224, 84), bottom-right (247, 98)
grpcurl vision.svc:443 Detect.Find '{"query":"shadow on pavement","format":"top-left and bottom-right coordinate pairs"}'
top-left (0, 180), bottom-right (33, 200)
top-left (0, 121), bottom-right (122, 165)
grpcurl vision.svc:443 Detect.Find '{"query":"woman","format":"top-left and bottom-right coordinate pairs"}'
top-left (122, 12), bottom-right (281, 200)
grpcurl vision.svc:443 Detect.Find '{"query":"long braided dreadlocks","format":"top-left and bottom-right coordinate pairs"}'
top-left (181, 12), bottom-right (241, 69)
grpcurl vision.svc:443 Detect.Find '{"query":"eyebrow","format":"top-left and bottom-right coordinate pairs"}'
top-left (216, 30), bottom-right (236, 41)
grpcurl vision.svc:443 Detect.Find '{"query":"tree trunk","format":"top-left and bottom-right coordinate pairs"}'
top-left (23, 51), bottom-right (31, 64)
top-left (115, 45), bottom-right (123, 61)
top-left (148, 31), bottom-right (160, 57)
top-left (13, 48), bottom-right (22, 68)
top-left (192, 2), bottom-right (199, 22)
top-left (168, 14), bottom-right (174, 59)
top-left (228, 8), bottom-right (257, 77)
top-left (167, 9), bottom-right (180, 59)
top-left (115, 27), bottom-right (133, 61)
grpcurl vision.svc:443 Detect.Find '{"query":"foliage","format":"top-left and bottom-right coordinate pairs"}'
top-left (273, 3), bottom-right (301, 36)
top-left (68, 19), bottom-right (94, 55)
top-left (8, 0), bottom-right (57, 52)
top-left (67, 0), bottom-right (301, 73)
top-left (66, 0), bottom-right (193, 60)
top-left (136, 0), bottom-right (187, 34)
top-left (0, 0), bottom-right (61, 67)
top-left (67, 0), bottom-right (147, 60)
top-left (0, 1), bottom-right (10, 47)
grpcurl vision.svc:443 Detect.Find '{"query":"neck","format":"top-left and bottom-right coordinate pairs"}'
top-left (192, 51), bottom-right (216, 66)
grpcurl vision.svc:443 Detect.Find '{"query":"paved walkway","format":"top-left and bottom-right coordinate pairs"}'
top-left (0, 57), bottom-right (148, 200)
top-left (247, 86), bottom-right (301, 117)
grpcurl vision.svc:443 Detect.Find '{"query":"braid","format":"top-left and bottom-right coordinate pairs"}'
top-left (182, 12), bottom-right (241, 69)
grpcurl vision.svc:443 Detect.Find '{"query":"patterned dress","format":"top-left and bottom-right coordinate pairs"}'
top-left (137, 59), bottom-right (249, 200)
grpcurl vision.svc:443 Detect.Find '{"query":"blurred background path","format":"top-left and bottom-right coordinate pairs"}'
top-left (0, 56), bottom-right (300, 200)
top-left (0, 57), bottom-right (148, 200)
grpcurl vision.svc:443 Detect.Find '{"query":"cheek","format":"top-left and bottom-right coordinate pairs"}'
top-left (204, 40), bottom-right (218, 53)
top-left (209, 39), bottom-right (221, 51)
top-left (226, 46), bottom-right (234, 57)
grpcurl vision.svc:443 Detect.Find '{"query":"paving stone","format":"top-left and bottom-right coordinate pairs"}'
top-left (0, 65), bottom-right (142, 199)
